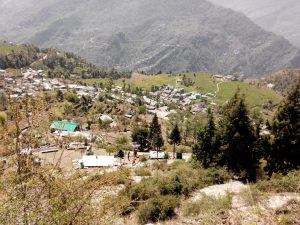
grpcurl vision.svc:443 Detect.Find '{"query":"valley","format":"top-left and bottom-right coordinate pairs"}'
top-left (0, 1), bottom-right (300, 224)
top-left (0, 0), bottom-right (300, 75)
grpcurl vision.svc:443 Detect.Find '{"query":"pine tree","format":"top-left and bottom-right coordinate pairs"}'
top-left (169, 124), bottom-right (181, 158)
top-left (219, 90), bottom-right (259, 181)
top-left (193, 108), bottom-right (219, 168)
top-left (266, 79), bottom-right (300, 175)
top-left (131, 125), bottom-right (149, 151)
top-left (149, 114), bottom-right (164, 151)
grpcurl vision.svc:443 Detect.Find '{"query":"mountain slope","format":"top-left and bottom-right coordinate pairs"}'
top-left (0, 0), bottom-right (300, 76)
top-left (0, 42), bottom-right (131, 79)
top-left (258, 69), bottom-right (300, 94)
top-left (208, 0), bottom-right (300, 48)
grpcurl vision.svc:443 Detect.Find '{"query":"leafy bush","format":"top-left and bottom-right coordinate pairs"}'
top-left (137, 106), bottom-right (146, 114)
top-left (65, 91), bottom-right (79, 103)
top-left (116, 149), bottom-right (124, 158)
top-left (182, 194), bottom-right (231, 222)
top-left (115, 161), bottom-right (233, 223)
top-left (91, 168), bottom-right (131, 186)
top-left (105, 145), bottom-right (117, 155)
top-left (205, 167), bottom-right (232, 184)
top-left (164, 152), bottom-right (169, 159)
top-left (136, 195), bottom-right (179, 224)
top-left (135, 167), bottom-right (151, 177)
top-left (158, 175), bottom-right (183, 196)
top-left (116, 136), bottom-right (128, 145)
top-left (152, 161), bottom-right (167, 171)
top-left (140, 155), bottom-right (147, 162)
top-left (0, 112), bottom-right (7, 127)
top-left (122, 180), bottom-right (158, 202)
top-left (254, 171), bottom-right (300, 193)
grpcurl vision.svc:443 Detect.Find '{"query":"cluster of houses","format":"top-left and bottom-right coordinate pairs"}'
top-left (0, 68), bottom-right (98, 98)
top-left (101, 83), bottom-right (215, 120)
top-left (120, 85), bottom-right (213, 119)
top-left (213, 74), bottom-right (244, 82)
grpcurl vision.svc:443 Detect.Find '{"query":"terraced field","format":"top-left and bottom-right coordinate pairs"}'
top-left (79, 73), bottom-right (282, 107)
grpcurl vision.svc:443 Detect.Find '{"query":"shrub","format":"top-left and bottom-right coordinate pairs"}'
top-left (137, 106), bottom-right (146, 114)
top-left (106, 145), bottom-right (117, 155)
top-left (164, 152), bottom-right (169, 159)
top-left (176, 145), bottom-right (192, 153)
top-left (116, 149), bottom-right (124, 158)
top-left (152, 161), bottom-right (167, 171)
top-left (136, 195), bottom-right (179, 224)
top-left (182, 194), bottom-right (231, 222)
top-left (116, 136), bottom-right (128, 145)
top-left (65, 91), bottom-right (79, 103)
top-left (135, 167), bottom-right (151, 177)
top-left (91, 168), bottom-right (130, 186)
top-left (0, 112), bottom-right (7, 127)
top-left (158, 175), bottom-right (183, 196)
top-left (254, 171), bottom-right (300, 193)
top-left (140, 155), bottom-right (147, 162)
top-left (205, 167), bottom-right (232, 184)
top-left (123, 180), bottom-right (158, 202)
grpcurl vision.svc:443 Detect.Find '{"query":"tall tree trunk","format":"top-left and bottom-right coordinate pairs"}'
top-left (173, 143), bottom-right (176, 159)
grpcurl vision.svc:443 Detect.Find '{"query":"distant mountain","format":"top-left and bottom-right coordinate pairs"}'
top-left (0, 0), bottom-right (300, 76)
top-left (208, 0), bottom-right (300, 48)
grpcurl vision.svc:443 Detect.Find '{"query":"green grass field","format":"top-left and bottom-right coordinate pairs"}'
top-left (0, 43), bottom-right (26, 55)
top-left (79, 73), bottom-right (282, 107)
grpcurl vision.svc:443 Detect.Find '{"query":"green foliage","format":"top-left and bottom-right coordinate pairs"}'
top-left (254, 170), bottom-right (300, 193)
top-left (218, 90), bottom-right (260, 181)
top-left (182, 194), bottom-right (231, 218)
top-left (149, 114), bottom-right (164, 150)
top-left (116, 149), bottom-right (125, 158)
top-left (106, 145), bottom-right (117, 155)
top-left (65, 91), bottom-right (80, 104)
top-left (131, 125), bottom-right (149, 151)
top-left (63, 102), bottom-right (75, 116)
top-left (116, 162), bottom-right (232, 223)
top-left (136, 195), bottom-right (179, 224)
top-left (266, 79), bottom-right (300, 174)
top-left (0, 43), bottom-right (39, 69)
top-left (137, 105), bottom-right (146, 114)
top-left (134, 167), bottom-right (151, 177)
top-left (139, 155), bottom-right (148, 162)
top-left (81, 73), bottom-right (281, 107)
top-left (116, 136), bottom-right (128, 145)
top-left (193, 108), bottom-right (219, 168)
top-left (169, 123), bottom-right (181, 158)
top-left (55, 90), bottom-right (64, 102)
top-left (0, 112), bottom-right (7, 127)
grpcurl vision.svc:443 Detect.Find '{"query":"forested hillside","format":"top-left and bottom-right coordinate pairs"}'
top-left (0, 42), bottom-right (131, 79)
top-left (0, 0), bottom-right (299, 76)
top-left (258, 69), bottom-right (300, 94)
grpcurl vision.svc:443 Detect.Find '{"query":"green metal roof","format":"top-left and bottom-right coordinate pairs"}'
top-left (50, 121), bottom-right (80, 132)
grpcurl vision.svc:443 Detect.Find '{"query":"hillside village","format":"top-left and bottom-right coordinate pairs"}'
top-left (0, 67), bottom-right (279, 168)
top-left (1, 43), bottom-right (300, 224)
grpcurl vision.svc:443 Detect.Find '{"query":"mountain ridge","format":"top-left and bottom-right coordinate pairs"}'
top-left (0, 0), bottom-right (299, 76)
top-left (208, 0), bottom-right (300, 48)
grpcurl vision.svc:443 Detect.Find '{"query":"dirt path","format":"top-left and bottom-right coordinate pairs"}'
top-left (215, 81), bottom-right (223, 95)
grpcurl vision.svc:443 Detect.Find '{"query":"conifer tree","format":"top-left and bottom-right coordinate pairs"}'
top-left (169, 124), bottom-right (181, 158)
top-left (219, 90), bottom-right (259, 181)
top-left (149, 114), bottom-right (164, 151)
top-left (131, 125), bottom-right (149, 151)
top-left (193, 108), bottom-right (219, 168)
top-left (266, 79), bottom-right (300, 174)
